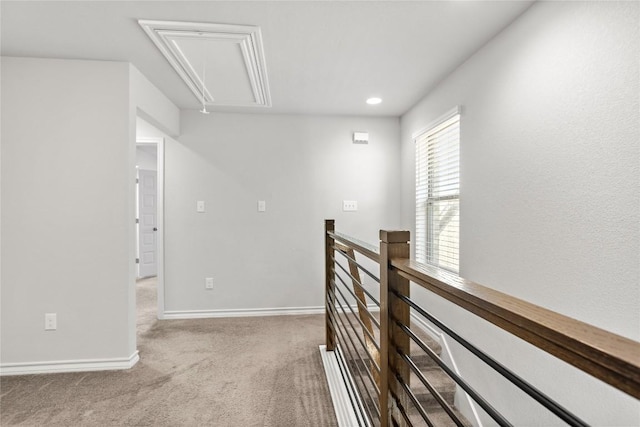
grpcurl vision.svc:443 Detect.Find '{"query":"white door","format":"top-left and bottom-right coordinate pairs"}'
top-left (138, 169), bottom-right (157, 278)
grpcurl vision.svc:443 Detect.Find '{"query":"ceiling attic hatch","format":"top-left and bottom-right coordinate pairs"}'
top-left (139, 20), bottom-right (272, 109)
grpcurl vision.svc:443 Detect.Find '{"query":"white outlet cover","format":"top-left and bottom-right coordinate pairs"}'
top-left (258, 200), bottom-right (266, 212)
top-left (353, 132), bottom-right (369, 144)
top-left (205, 277), bottom-right (214, 289)
top-left (197, 201), bottom-right (205, 213)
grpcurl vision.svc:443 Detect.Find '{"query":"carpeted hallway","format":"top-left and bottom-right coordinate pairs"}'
top-left (0, 278), bottom-right (338, 426)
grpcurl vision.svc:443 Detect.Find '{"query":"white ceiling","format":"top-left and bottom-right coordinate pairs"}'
top-left (1, 1), bottom-right (533, 116)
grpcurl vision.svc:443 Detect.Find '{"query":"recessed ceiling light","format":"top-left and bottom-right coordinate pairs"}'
top-left (366, 97), bottom-right (382, 105)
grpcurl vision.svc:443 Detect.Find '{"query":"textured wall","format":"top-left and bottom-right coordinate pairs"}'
top-left (1, 58), bottom-right (180, 369)
top-left (1, 57), bottom-right (133, 364)
top-left (400, 2), bottom-right (639, 425)
top-left (164, 112), bottom-right (400, 314)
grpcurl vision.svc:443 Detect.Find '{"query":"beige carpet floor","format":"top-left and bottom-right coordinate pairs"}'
top-left (0, 278), bottom-right (338, 426)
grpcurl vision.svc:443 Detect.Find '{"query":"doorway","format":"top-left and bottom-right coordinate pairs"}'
top-left (136, 137), bottom-right (165, 320)
top-left (137, 166), bottom-right (157, 278)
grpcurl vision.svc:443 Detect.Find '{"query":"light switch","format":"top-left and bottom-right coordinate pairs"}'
top-left (45, 313), bottom-right (57, 331)
top-left (258, 200), bottom-right (266, 212)
top-left (197, 201), bottom-right (205, 213)
top-left (343, 200), bottom-right (358, 212)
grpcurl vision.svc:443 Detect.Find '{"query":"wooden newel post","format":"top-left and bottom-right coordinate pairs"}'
top-left (379, 230), bottom-right (411, 427)
top-left (325, 219), bottom-right (336, 351)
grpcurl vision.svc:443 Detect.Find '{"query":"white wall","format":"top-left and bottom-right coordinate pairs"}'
top-left (1, 57), bottom-right (133, 364)
top-left (0, 58), bottom-right (180, 371)
top-left (164, 111), bottom-right (399, 314)
top-left (137, 116), bottom-right (170, 140)
top-left (400, 1), bottom-right (639, 425)
top-left (136, 146), bottom-right (157, 171)
top-left (128, 64), bottom-right (180, 354)
top-left (130, 66), bottom-right (180, 138)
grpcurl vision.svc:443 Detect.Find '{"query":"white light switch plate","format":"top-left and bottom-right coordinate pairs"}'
top-left (258, 200), bottom-right (266, 212)
top-left (343, 200), bottom-right (358, 211)
top-left (45, 313), bottom-right (57, 330)
top-left (197, 201), bottom-right (205, 213)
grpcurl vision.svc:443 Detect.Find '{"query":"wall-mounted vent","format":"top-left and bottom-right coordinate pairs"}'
top-left (139, 20), bottom-right (271, 108)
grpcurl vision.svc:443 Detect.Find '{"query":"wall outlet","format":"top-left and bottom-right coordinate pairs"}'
top-left (205, 277), bottom-right (214, 290)
top-left (197, 200), bottom-right (206, 213)
top-left (257, 200), bottom-right (266, 212)
top-left (343, 200), bottom-right (358, 211)
top-left (45, 313), bottom-right (57, 331)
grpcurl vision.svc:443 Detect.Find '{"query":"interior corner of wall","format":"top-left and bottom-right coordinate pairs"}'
top-left (136, 107), bottom-right (180, 139)
top-left (129, 64), bottom-right (180, 138)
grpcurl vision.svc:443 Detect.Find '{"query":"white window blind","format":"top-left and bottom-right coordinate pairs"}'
top-left (415, 112), bottom-right (460, 273)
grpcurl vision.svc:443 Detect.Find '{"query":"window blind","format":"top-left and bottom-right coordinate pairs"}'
top-left (415, 113), bottom-right (460, 273)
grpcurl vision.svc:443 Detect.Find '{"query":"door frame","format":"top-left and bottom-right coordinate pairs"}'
top-left (136, 137), bottom-right (165, 319)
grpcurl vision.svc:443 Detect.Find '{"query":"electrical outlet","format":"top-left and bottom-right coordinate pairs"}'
top-left (45, 313), bottom-right (57, 331)
top-left (257, 200), bottom-right (266, 212)
top-left (197, 201), bottom-right (206, 213)
top-left (205, 277), bottom-right (214, 290)
top-left (343, 200), bottom-right (358, 211)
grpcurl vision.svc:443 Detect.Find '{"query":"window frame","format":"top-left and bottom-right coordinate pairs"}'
top-left (414, 107), bottom-right (461, 273)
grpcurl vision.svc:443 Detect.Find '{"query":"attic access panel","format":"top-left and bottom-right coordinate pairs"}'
top-left (139, 20), bottom-right (271, 108)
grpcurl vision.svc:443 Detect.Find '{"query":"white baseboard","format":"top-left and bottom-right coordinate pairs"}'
top-left (319, 345), bottom-right (362, 427)
top-left (163, 302), bottom-right (379, 320)
top-left (163, 305), bottom-right (325, 319)
top-left (410, 311), bottom-right (444, 343)
top-left (321, 345), bottom-right (372, 427)
top-left (0, 351), bottom-right (139, 376)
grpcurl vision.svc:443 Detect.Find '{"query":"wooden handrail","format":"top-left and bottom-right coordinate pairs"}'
top-left (325, 220), bottom-right (639, 427)
top-left (392, 258), bottom-right (640, 399)
top-left (328, 230), bottom-right (380, 262)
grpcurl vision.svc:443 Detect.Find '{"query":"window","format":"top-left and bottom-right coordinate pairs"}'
top-left (415, 110), bottom-right (460, 273)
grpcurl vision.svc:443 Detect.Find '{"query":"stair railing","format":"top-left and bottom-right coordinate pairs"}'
top-left (324, 219), bottom-right (640, 427)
